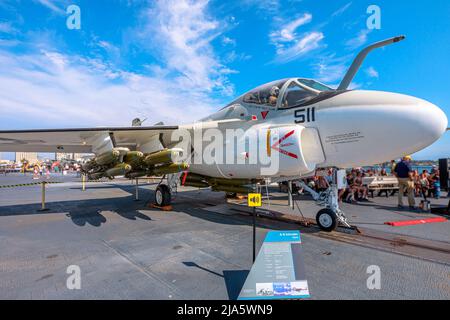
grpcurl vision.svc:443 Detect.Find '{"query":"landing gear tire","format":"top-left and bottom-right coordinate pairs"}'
top-left (155, 184), bottom-right (171, 207)
top-left (316, 208), bottom-right (338, 232)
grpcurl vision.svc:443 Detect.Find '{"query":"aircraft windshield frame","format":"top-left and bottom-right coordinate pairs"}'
top-left (296, 78), bottom-right (334, 92)
top-left (223, 77), bottom-right (337, 110)
top-left (240, 79), bottom-right (288, 107)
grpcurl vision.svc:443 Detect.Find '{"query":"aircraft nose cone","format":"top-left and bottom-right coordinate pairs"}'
top-left (316, 90), bottom-right (447, 168)
top-left (409, 97), bottom-right (448, 148)
top-left (425, 101), bottom-right (448, 140)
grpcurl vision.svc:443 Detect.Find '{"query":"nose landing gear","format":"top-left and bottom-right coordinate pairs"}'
top-left (316, 208), bottom-right (338, 232)
top-left (298, 169), bottom-right (351, 232)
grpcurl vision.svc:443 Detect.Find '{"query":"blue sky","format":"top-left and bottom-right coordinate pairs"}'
top-left (0, 0), bottom-right (449, 160)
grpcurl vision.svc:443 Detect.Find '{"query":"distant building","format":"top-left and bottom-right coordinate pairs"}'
top-left (55, 153), bottom-right (86, 161)
top-left (15, 152), bottom-right (39, 164)
top-left (73, 153), bottom-right (85, 161)
top-left (56, 153), bottom-right (74, 161)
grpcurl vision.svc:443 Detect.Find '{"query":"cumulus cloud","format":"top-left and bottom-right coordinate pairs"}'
top-left (269, 13), bottom-right (324, 63)
top-left (0, 48), bottom-right (218, 129)
top-left (138, 0), bottom-right (235, 95)
top-left (0, 0), bottom-right (239, 129)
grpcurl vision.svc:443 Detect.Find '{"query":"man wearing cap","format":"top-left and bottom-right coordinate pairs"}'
top-left (393, 156), bottom-right (416, 209)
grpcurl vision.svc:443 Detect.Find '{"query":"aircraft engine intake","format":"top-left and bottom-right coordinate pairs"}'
top-left (197, 124), bottom-right (326, 179)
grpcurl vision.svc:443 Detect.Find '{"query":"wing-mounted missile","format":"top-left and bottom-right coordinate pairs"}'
top-left (105, 163), bottom-right (132, 178)
top-left (337, 35), bottom-right (405, 91)
top-left (180, 172), bottom-right (260, 194)
top-left (125, 171), bottom-right (148, 179)
top-left (124, 151), bottom-right (144, 168)
top-left (144, 148), bottom-right (184, 166)
top-left (211, 185), bottom-right (255, 194)
top-left (95, 149), bottom-right (120, 165)
top-left (88, 172), bottom-right (105, 180)
top-left (84, 148), bottom-right (187, 180)
top-left (82, 160), bottom-right (96, 172)
top-left (151, 162), bottom-right (189, 175)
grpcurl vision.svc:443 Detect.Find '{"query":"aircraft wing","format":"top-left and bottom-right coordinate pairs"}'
top-left (0, 126), bottom-right (179, 154)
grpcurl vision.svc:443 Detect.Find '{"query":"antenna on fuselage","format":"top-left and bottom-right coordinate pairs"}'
top-left (132, 118), bottom-right (147, 127)
top-left (337, 35), bottom-right (406, 91)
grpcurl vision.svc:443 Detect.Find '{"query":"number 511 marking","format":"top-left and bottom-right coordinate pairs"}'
top-left (294, 107), bottom-right (316, 124)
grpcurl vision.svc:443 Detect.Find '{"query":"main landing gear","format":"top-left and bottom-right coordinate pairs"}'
top-left (155, 184), bottom-right (171, 207)
top-left (154, 173), bottom-right (180, 207)
top-left (298, 169), bottom-right (351, 232)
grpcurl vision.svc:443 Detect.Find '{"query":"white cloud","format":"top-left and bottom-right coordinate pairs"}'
top-left (224, 50), bottom-right (252, 63)
top-left (332, 2), bottom-right (352, 17)
top-left (221, 36), bottom-right (236, 46)
top-left (270, 13), bottom-right (312, 43)
top-left (366, 66), bottom-right (379, 78)
top-left (312, 53), bottom-right (353, 85)
top-left (0, 0), bottom-right (239, 129)
top-left (0, 22), bottom-right (18, 34)
top-left (269, 13), bottom-right (324, 63)
top-left (139, 0), bottom-right (234, 95)
top-left (0, 48), bottom-right (219, 129)
top-left (346, 29), bottom-right (371, 50)
top-left (34, 0), bottom-right (65, 15)
top-left (274, 31), bottom-right (324, 63)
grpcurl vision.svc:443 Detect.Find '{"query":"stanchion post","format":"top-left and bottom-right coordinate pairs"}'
top-left (39, 181), bottom-right (49, 212)
top-left (288, 180), bottom-right (294, 210)
top-left (134, 178), bottom-right (139, 201)
top-left (252, 206), bottom-right (256, 262)
top-left (82, 174), bottom-right (86, 192)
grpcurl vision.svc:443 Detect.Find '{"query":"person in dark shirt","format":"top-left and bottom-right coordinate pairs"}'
top-left (393, 156), bottom-right (415, 209)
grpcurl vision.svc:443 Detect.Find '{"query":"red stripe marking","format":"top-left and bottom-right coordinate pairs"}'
top-left (384, 217), bottom-right (447, 227)
top-left (272, 146), bottom-right (298, 159)
top-left (272, 130), bottom-right (295, 148)
top-left (181, 171), bottom-right (188, 186)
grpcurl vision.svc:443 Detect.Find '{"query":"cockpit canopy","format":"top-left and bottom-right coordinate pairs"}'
top-left (230, 78), bottom-right (335, 109)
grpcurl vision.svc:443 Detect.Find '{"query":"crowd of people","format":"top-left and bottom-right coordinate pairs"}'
top-left (29, 162), bottom-right (82, 179)
top-left (299, 156), bottom-right (444, 210)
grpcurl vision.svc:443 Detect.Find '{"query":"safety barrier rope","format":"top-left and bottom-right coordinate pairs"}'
top-left (0, 177), bottom-right (157, 189)
top-left (0, 181), bottom-right (64, 189)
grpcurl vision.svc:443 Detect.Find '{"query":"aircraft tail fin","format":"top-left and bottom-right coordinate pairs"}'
top-left (337, 35), bottom-right (405, 91)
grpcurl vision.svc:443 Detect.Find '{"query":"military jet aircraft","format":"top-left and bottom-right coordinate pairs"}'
top-left (0, 36), bottom-right (448, 231)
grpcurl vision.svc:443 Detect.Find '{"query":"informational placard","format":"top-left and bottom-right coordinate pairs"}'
top-left (238, 230), bottom-right (310, 300)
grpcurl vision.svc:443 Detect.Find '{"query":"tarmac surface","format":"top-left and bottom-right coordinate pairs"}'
top-left (0, 173), bottom-right (449, 300)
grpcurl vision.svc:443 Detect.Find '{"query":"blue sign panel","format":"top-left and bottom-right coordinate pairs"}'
top-left (238, 230), bottom-right (310, 300)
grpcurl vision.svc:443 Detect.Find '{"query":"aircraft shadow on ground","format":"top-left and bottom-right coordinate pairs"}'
top-left (1, 185), bottom-right (322, 233)
top-left (182, 261), bottom-right (249, 300)
top-left (0, 184), bottom-right (155, 227)
top-left (173, 190), bottom-right (322, 235)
